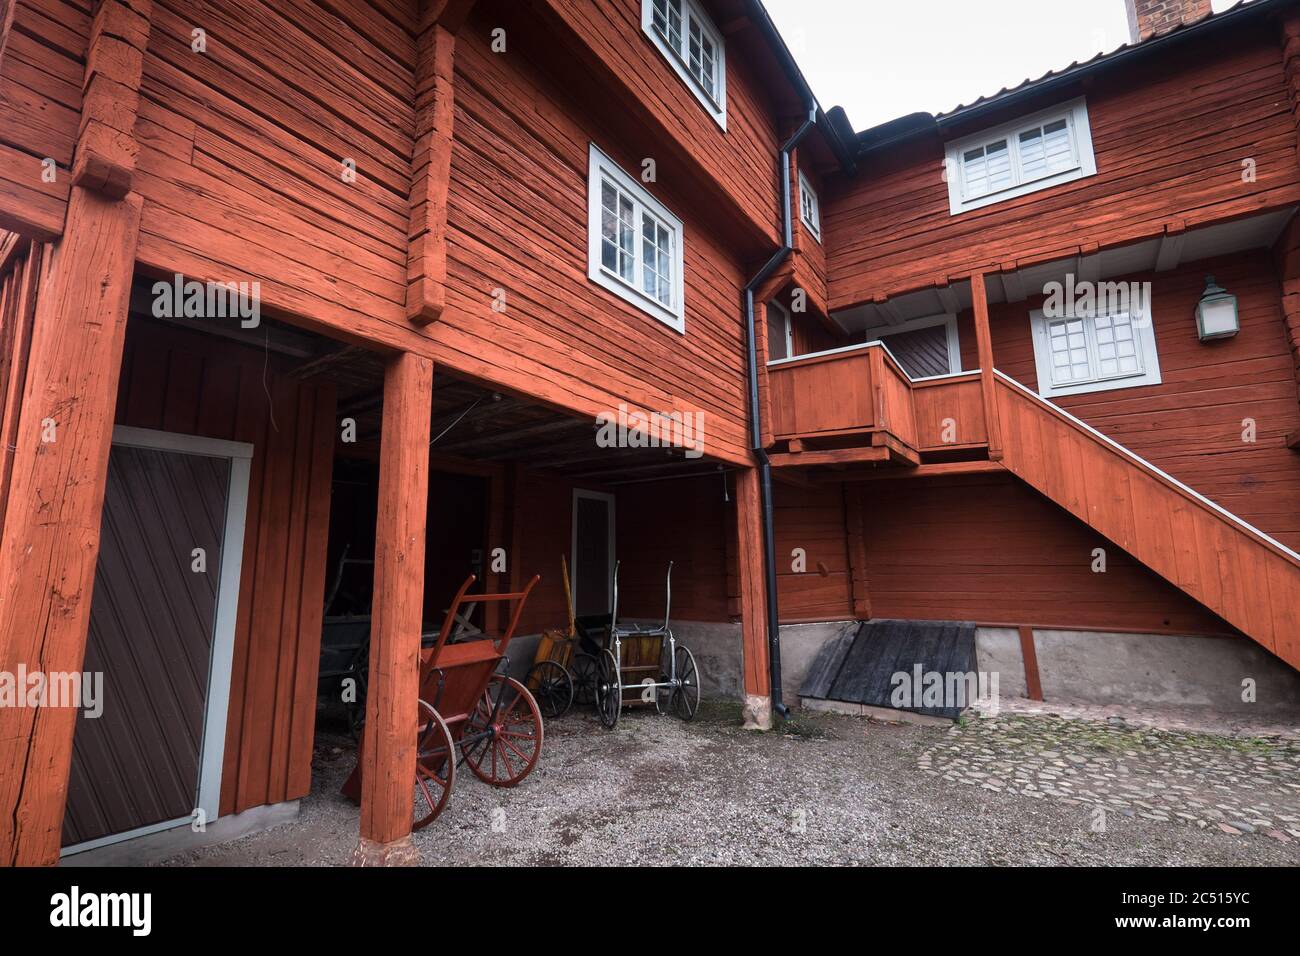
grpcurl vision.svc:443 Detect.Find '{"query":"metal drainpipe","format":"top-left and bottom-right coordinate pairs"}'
top-left (742, 105), bottom-right (818, 720)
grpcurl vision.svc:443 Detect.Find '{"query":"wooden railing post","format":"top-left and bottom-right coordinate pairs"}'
top-left (971, 272), bottom-right (1004, 460)
top-left (355, 352), bottom-right (434, 864)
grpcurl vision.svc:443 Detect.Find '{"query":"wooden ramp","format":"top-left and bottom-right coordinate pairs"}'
top-left (800, 620), bottom-right (978, 719)
top-left (994, 371), bottom-right (1300, 670)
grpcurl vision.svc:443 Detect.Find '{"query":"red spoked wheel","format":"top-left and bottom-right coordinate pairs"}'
top-left (413, 699), bottom-right (455, 829)
top-left (461, 675), bottom-right (544, 787)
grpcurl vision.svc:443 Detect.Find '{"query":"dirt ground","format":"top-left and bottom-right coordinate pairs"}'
top-left (162, 701), bottom-right (1300, 867)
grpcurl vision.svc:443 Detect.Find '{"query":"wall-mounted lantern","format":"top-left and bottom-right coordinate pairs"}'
top-left (1195, 275), bottom-right (1239, 341)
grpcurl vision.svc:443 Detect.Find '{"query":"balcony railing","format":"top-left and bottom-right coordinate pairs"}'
top-left (765, 342), bottom-right (989, 467)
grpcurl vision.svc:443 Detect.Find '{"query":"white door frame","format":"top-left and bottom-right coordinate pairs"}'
top-left (571, 489), bottom-right (616, 615)
top-left (62, 425), bottom-right (253, 856)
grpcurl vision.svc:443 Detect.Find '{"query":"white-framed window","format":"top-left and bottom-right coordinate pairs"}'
top-left (766, 300), bottom-right (794, 361)
top-left (798, 170), bottom-right (821, 242)
top-left (944, 98), bottom-right (1097, 215)
top-left (864, 313), bottom-right (961, 380)
top-left (587, 143), bottom-right (686, 334)
top-left (1029, 306), bottom-right (1162, 398)
top-left (642, 0), bottom-right (727, 129)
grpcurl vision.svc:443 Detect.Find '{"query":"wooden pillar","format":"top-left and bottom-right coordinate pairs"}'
top-left (1273, 215), bottom-right (1300, 414)
top-left (735, 466), bottom-right (772, 729)
top-left (971, 272), bottom-right (1003, 460)
top-left (0, 186), bottom-right (143, 866)
top-left (355, 352), bottom-right (433, 862)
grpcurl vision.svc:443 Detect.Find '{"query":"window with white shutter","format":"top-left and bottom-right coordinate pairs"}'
top-left (945, 99), bottom-right (1096, 214)
top-left (643, 0), bottom-right (727, 129)
top-left (798, 171), bottom-right (821, 242)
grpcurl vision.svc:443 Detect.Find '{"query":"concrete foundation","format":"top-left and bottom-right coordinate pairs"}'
top-left (976, 626), bottom-right (1300, 717)
top-left (61, 800), bottom-right (301, 866)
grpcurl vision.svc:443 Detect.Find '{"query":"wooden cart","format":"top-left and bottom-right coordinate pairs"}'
top-left (342, 573), bottom-right (543, 828)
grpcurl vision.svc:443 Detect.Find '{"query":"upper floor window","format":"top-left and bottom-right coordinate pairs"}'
top-left (587, 143), bottom-right (686, 333)
top-left (798, 171), bottom-right (821, 242)
top-left (642, 0), bottom-right (727, 129)
top-left (1029, 305), bottom-right (1162, 398)
top-left (944, 98), bottom-right (1096, 215)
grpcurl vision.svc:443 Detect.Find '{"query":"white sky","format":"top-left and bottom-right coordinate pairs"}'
top-left (761, 0), bottom-right (1242, 130)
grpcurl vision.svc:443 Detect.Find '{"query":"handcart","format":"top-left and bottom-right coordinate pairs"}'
top-left (591, 560), bottom-right (700, 729)
top-left (525, 557), bottom-right (582, 719)
top-left (342, 573), bottom-right (544, 829)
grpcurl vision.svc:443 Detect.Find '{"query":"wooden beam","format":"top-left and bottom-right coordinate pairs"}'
top-left (768, 446), bottom-right (889, 469)
top-left (0, 187), bottom-right (143, 866)
top-left (734, 467), bottom-right (771, 727)
top-left (1018, 625), bottom-right (1044, 701)
top-left (357, 352), bottom-right (434, 857)
top-left (834, 460), bottom-right (1005, 483)
top-left (0, 241), bottom-right (41, 544)
top-left (843, 486), bottom-right (871, 619)
top-left (72, 0), bottom-right (152, 198)
top-left (970, 273), bottom-right (1003, 461)
top-left (0, 0), bottom-right (16, 70)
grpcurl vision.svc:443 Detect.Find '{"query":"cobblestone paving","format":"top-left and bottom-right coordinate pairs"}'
top-left (919, 713), bottom-right (1300, 843)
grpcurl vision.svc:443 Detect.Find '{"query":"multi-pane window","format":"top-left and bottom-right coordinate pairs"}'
top-left (798, 171), bottom-right (821, 242)
top-left (1031, 307), bottom-right (1161, 398)
top-left (588, 144), bottom-right (685, 333)
top-left (643, 0), bottom-right (726, 128)
top-left (945, 99), bottom-right (1096, 214)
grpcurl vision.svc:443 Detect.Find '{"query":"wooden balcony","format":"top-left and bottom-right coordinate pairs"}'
top-left (765, 343), bottom-right (989, 469)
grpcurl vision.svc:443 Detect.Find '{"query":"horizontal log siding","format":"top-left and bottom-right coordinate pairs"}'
top-left (827, 24), bottom-right (1300, 308)
top-left (441, 4), bottom-right (757, 465)
top-left (0, 0), bottom-right (83, 236)
top-left (955, 253), bottom-right (1300, 550)
top-left (852, 474), bottom-right (1234, 635)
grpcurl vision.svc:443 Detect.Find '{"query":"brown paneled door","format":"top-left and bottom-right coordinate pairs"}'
top-left (61, 427), bottom-right (251, 855)
top-left (572, 490), bottom-right (615, 617)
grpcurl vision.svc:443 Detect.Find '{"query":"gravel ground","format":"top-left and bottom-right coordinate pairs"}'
top-left (162, 702), bottom-right (1300, 866)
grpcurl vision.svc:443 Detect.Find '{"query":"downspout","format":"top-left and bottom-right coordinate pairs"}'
top-left (742, 104), bottom-right (818, 720)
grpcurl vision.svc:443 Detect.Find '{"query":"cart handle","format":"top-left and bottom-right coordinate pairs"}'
top-left (428, 573), bottom-right (542, 660)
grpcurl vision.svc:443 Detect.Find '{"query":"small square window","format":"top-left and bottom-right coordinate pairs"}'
top-left (1030, 305), bottom-right (1161, 397)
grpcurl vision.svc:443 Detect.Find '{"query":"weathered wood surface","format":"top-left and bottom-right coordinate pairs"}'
top-left (0, 186), bottom-right (141, 866)
top-left (360, 352), bottom-right (433, 847)
top-left (827, 25), bottom-right (1300, 309)
top-left (734, 467), bottom-right (769, 697)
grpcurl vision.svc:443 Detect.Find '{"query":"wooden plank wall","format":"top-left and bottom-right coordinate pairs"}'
top-left (0, 0), bottom-right (82, 237)
top-left (112, 320), bottom-right (337, 816)
top-left (955, 253), bottom-right (1300, 550)
top-left (826, 21), bottom-right (1300, 307)
top-left (850, 473), bottom-right (1233, 635)
top-left (772, 481), bottom-right (855, 622)
top-left (0, 237), bottom-right (40, 539)
top-left (440, 0), bottom-right (761, 465)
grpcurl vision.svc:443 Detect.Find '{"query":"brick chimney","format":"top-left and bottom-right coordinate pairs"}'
top-left (1125, 0), bottom-right (1213, 43)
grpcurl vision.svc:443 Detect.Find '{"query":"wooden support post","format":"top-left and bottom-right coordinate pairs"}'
top-left (843, 486), bottom-right (871, 619)
top-left (1273, 212), bottom-right (1300, 413)
top-left (0, 0), bottom-right (16, 69)
top-left (971, 272), bottom-right (1003, 460)
top-left (1018, 625), bottom-right (1044, 701)
top-left (0, 186), bottom-right (142, 866)
top-left (754, 301), bottom-right (774, 449)
top-left (73, 0), bottom-right (151, 198)
top-left (355, 352), bottom-right (433, 862)
top-left (734, 466), bottom-right (772, 729)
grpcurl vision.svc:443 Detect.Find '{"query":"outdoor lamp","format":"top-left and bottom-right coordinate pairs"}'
top-left (1195, 275), bottom-right (1239, 341)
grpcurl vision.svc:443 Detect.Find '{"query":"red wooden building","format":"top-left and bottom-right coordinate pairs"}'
top-left (0, 0), bottom-right (1297, 865)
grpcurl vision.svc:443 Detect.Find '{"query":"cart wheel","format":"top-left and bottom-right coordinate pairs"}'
top-left (462, 676), bottom-right (544, 787)
top-left (594, 648), bottom-right (621, 729)
top-left (527, 660), bottom-right (573, 719)
top-left (345, 658), bottom-right (369, 741)
top-left (571, 652), bottom-right (598, 706)
top-left (413, 700), bottom-right (455, 829)
top-left (667, 646), bottom-right (701, 722)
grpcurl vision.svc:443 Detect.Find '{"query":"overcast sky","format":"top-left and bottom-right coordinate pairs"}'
top-left (761, 0), bottom-right (1242, 130)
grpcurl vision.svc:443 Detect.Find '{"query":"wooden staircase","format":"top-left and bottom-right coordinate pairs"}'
top-left (994, 371), bottom-right (1300, 670)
